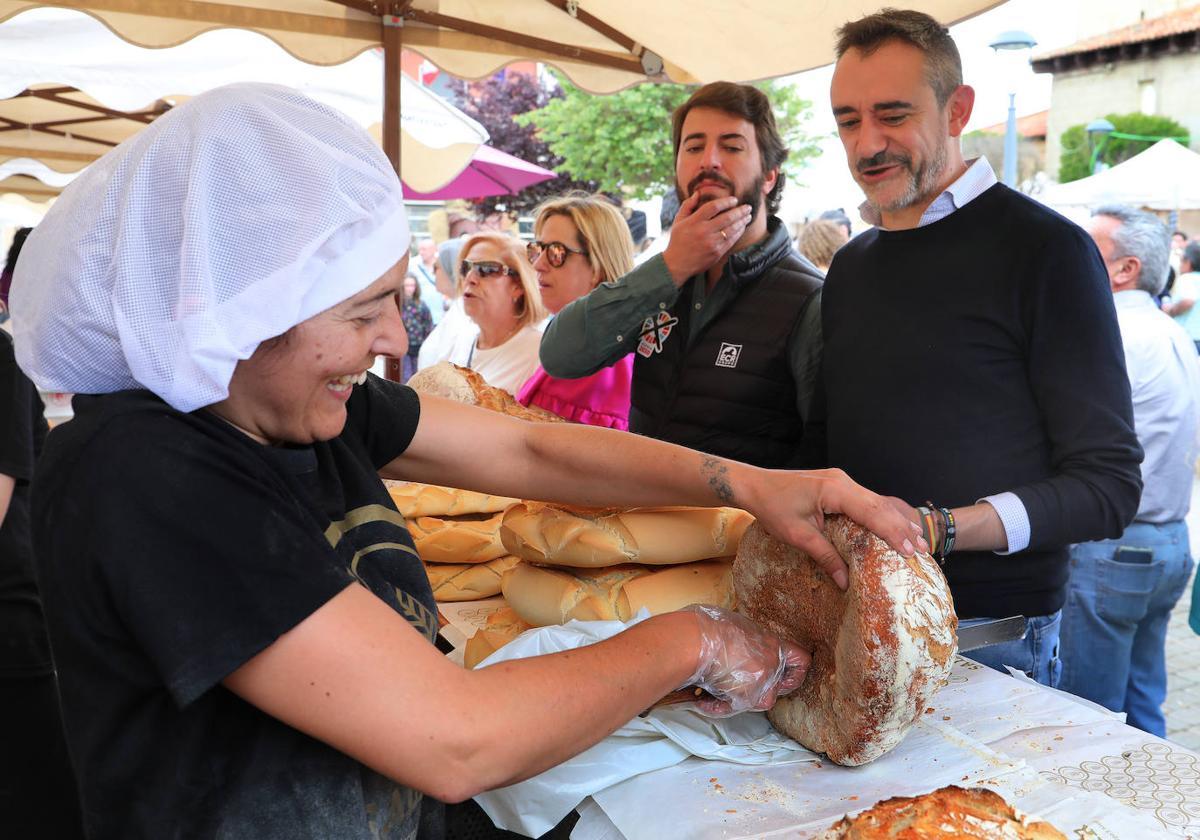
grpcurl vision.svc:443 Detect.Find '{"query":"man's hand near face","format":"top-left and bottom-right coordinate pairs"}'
top-left (662, 194), bottom-right (752, 286)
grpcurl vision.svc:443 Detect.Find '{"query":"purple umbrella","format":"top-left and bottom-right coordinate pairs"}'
top-left (402, 144), bottom-right (557, 200)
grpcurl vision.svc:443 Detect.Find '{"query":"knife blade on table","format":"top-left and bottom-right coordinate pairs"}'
top-left (957, 615), bottom-right (1026, 652)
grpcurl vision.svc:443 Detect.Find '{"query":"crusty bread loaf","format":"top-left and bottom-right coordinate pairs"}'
top-left (734, 516), bottom-right (957, 766)
top-left (463, 607), bottom-right (533, 669)
top-left (409, 512), bottom-right (508, 564)
top-left (386, 480), bottom-right (518, 519)
top-left (821, 785), bottom-right (1067, 839)
top-left (424, 555), bottom-right (521, 602)
top-left (407, 362), bottom-right (563, 422)
top-left (500, 503), bottom-right (753, 567)
top-left (501, 559), bottom-right (734, 626)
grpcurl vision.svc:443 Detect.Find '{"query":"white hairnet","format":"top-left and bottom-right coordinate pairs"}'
top-left (11, 82), bottom-right (409, 412)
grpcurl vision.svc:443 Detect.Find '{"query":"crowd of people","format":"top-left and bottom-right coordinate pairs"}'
top-left (1, 6), bottom-right (1199, 840)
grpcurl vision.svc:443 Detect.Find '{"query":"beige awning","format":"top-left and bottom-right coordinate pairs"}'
top-left (0, 1), bottom-right (1006, 93)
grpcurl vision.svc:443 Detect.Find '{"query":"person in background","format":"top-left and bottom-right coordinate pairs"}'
top-left (1171, 229), bottom-right (1189, 273)
top-left (417, 237), bottom-right (473, 371)
top-left (12, 83), bottom-right (924, 839)
top-left (1060, 206), bottom-right (1199, 736)
top-left (411, 239), bottom-right (446, 326)
top-left (635, 191), bottom-right (680, 266)
top-left (400, 272), bottom-right (433, 383)
top-left (1, 315), bottom-right (84, 838)
top-left (0, 227), bottom-right (32, 328)
top-left (519, 193), bottom-right (636, 428)
top-left (818, 208), bottom-right (853, 241)
top-left (540, 82), bottom-right (826, 469)
top-left (1164, 240), bottom-right (1200, 353)
top-left (795, 220), bottom-right (848, 274)
top-left (816, 8), bottom-right (1142, 686)
top-left (451, 232), bottom-right (546, 395)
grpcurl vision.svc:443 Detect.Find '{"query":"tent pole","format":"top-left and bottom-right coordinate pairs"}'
top-left (382, 13), bottom-right (404, 382)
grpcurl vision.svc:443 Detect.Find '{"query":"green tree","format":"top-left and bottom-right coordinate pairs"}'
top-left (1058, 113), bottom-right (1190, 183)
top-left (517, 72), bottom-right (820, 200)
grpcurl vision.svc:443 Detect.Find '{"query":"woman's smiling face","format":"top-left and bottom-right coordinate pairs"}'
top-left (210, 257), bottom-right (409, 445)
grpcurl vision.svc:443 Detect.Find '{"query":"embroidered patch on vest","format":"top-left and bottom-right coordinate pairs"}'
top-left (715, 342), bottom-right (742, 368)
top-left (637, 310), bottom-right (679, 358)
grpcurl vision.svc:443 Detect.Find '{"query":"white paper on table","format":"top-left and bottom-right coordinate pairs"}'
top-left (470, 613), bottom-right (819, 837)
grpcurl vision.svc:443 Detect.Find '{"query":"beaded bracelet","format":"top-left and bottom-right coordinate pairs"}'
top-left (915, 504), bottom-right (940, 557)
top-left (923, 501), bottom-right (956, 563)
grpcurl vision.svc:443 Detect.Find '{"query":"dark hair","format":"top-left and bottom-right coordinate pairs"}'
top-left (834, 8), bottom-right (962, 107)
top-left (0, 226), bottom-right (32, 307)
top-left (1183, 240), bottom-right (1200, 271)
top-left (404, 271), bottom-right (422, 302)
top-left (671, 82), bottom-right (788, 214)
top-left (818, 208), bottom-right (853, 237)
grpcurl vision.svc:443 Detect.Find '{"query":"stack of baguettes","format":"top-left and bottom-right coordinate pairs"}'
top-left (402, 362), bottom-right (754, 667)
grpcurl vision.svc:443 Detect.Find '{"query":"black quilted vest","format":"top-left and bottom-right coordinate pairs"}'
top-left (629, 218), bottom-right (822, 467)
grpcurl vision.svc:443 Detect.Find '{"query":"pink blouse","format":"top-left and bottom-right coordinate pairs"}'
top-left (517, 354), bottom-right (633, 430)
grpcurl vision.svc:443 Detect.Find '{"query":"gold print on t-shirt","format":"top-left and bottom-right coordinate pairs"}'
top-left (324, 506), bottom-right (437, 643)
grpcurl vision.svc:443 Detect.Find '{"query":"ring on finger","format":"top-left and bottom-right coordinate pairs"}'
top-left (721, 229), bottom-right (728, 240)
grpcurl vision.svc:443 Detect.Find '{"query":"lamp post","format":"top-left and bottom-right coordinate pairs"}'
top-left (989, 30), bottom-right (1038, 187)
top-left (1086, 118), bottom-right (1116, 174)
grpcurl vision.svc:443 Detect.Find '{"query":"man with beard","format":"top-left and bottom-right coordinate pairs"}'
top-left (815, 9), bottom-right (1143, 686)
top-left (539, 82), bottom-right (826, 469)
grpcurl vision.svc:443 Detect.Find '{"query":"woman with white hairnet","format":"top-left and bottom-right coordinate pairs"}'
top-left (10, 84), bottom-right (923, 840)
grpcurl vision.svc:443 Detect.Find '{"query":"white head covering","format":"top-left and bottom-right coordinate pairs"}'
top-left (11, 82), bottom-right (409, 412)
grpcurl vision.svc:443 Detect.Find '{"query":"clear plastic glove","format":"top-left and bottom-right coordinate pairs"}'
top-left (679, 604), bottom-right (810, 718)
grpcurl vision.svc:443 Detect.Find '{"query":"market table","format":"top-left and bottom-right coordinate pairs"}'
top-left (440, 600), bottom-right (1199, 840)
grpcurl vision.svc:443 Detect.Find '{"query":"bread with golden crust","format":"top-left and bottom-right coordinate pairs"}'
top-left (385, 480), bottom-right (518, 519)
top-left (406, 362), bottom-right (564, 422)
top-left (408, 512), bottom-right (508, 564)
top-left (424, 555), bottom-right (521, 601)
top-left (500, 502), bottom-right (753, 567)
top-left (821, 785), bottom-right (1067, 839)
top-left (463, 607), bottom-right (533, 669)
top-left (501, 559), bottom-right (734, 626)
top-left (733, 516), bottom-right (957, 766)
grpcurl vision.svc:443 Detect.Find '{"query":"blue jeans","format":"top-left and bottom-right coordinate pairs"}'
top-left (963, 611), bottom-right (1062, 687)
top-left (1058, 521), bottom-right (1194, 736)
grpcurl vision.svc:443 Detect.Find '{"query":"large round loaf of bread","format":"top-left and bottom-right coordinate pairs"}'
top-left (820, 785), bottom-right (1067, 839)
top-left (407, 362), bottom-right (563, 422)
top-left (733, 516), bottom-right (957, 766)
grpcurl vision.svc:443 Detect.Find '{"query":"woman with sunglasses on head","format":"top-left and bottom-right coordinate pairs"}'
top-left (451, 232), bottom-right (546, 395)
top-left (518, 194), bottom-right (636, 429)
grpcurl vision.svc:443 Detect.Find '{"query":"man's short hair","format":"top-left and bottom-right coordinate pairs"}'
top-left (818, 208), bottom-right (853, 237)
top-left (1093, 205), bottom-right (1172, 295)
top-left (834, 8), bottom-right (962, 107)
top-left (670, 82), bottom-right (788, 214)
top-left (1183, 240), bottom-right (1200, 272)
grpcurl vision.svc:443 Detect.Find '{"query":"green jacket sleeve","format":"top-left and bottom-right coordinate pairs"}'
top-left (539, 255), bottom-right (684, 379)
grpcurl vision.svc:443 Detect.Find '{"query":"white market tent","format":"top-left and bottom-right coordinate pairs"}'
top-left (1040, 139), bottom-right (1200, 211)
top-left (0, 0), bottom-right (1005, 183)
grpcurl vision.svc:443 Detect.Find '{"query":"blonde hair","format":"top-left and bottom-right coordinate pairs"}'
top-left (533, 192), bottom-right (635, 285)
top-left (459, 231), bottom-right (547, 328)
top-left (796, 220), bottom-right (846, 271)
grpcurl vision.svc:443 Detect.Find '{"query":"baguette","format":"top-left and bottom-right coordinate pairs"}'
top-left (409, 512), bottom-right (508, 564)
top-left (463, 607), bottom-right (533, 669)
top-left (386, 480), bottom-right (518, 519)
top-left (407, 362), bottom-right (564, 422)
top-left (424, 555), bottom-right (521, 602)
top-left (500, 503), bottom-right (753, 567)
top-left (501, 559), bottom-right (734, 626)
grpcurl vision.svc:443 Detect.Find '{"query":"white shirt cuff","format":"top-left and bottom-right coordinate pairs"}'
top-left (978, 492), bottom-right (1030, 555)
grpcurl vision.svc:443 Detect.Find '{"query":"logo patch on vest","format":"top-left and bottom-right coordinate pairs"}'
top-left (715, 342), bottom-right (742, 369)
top-left (637, 311), bottom-right (679, 358)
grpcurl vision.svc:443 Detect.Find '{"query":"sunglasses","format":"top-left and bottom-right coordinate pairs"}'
top-left (460, 259), bottom-right (516, 280)
top-left (527, 240), bottom-right (588, 269)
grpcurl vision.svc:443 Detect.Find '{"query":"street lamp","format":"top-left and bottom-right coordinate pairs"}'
top-left (1086, 118), bottom-right (1116, 174)
top-left (989, 30), bottom-right (1038, 187)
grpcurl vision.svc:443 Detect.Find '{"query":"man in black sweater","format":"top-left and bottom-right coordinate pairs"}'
top-left (818, 9), bottom-right (1143, 686)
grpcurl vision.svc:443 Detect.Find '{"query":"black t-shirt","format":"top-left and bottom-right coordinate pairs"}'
top-left (32, 375), bottom-right (443, 840)
top-left (0, 329), bottom-right (52, 678)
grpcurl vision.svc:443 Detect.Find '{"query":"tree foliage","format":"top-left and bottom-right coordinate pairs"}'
top-left (516, 71), bottom-right (821, 200)
top-left (448, 73), bottom-right (599, 217)
top-left (1058, 113), bottom-right (1190, 183)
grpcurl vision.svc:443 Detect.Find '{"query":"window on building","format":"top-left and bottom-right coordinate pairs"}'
top-left (1139, 80), bottom-right (1157, 115)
